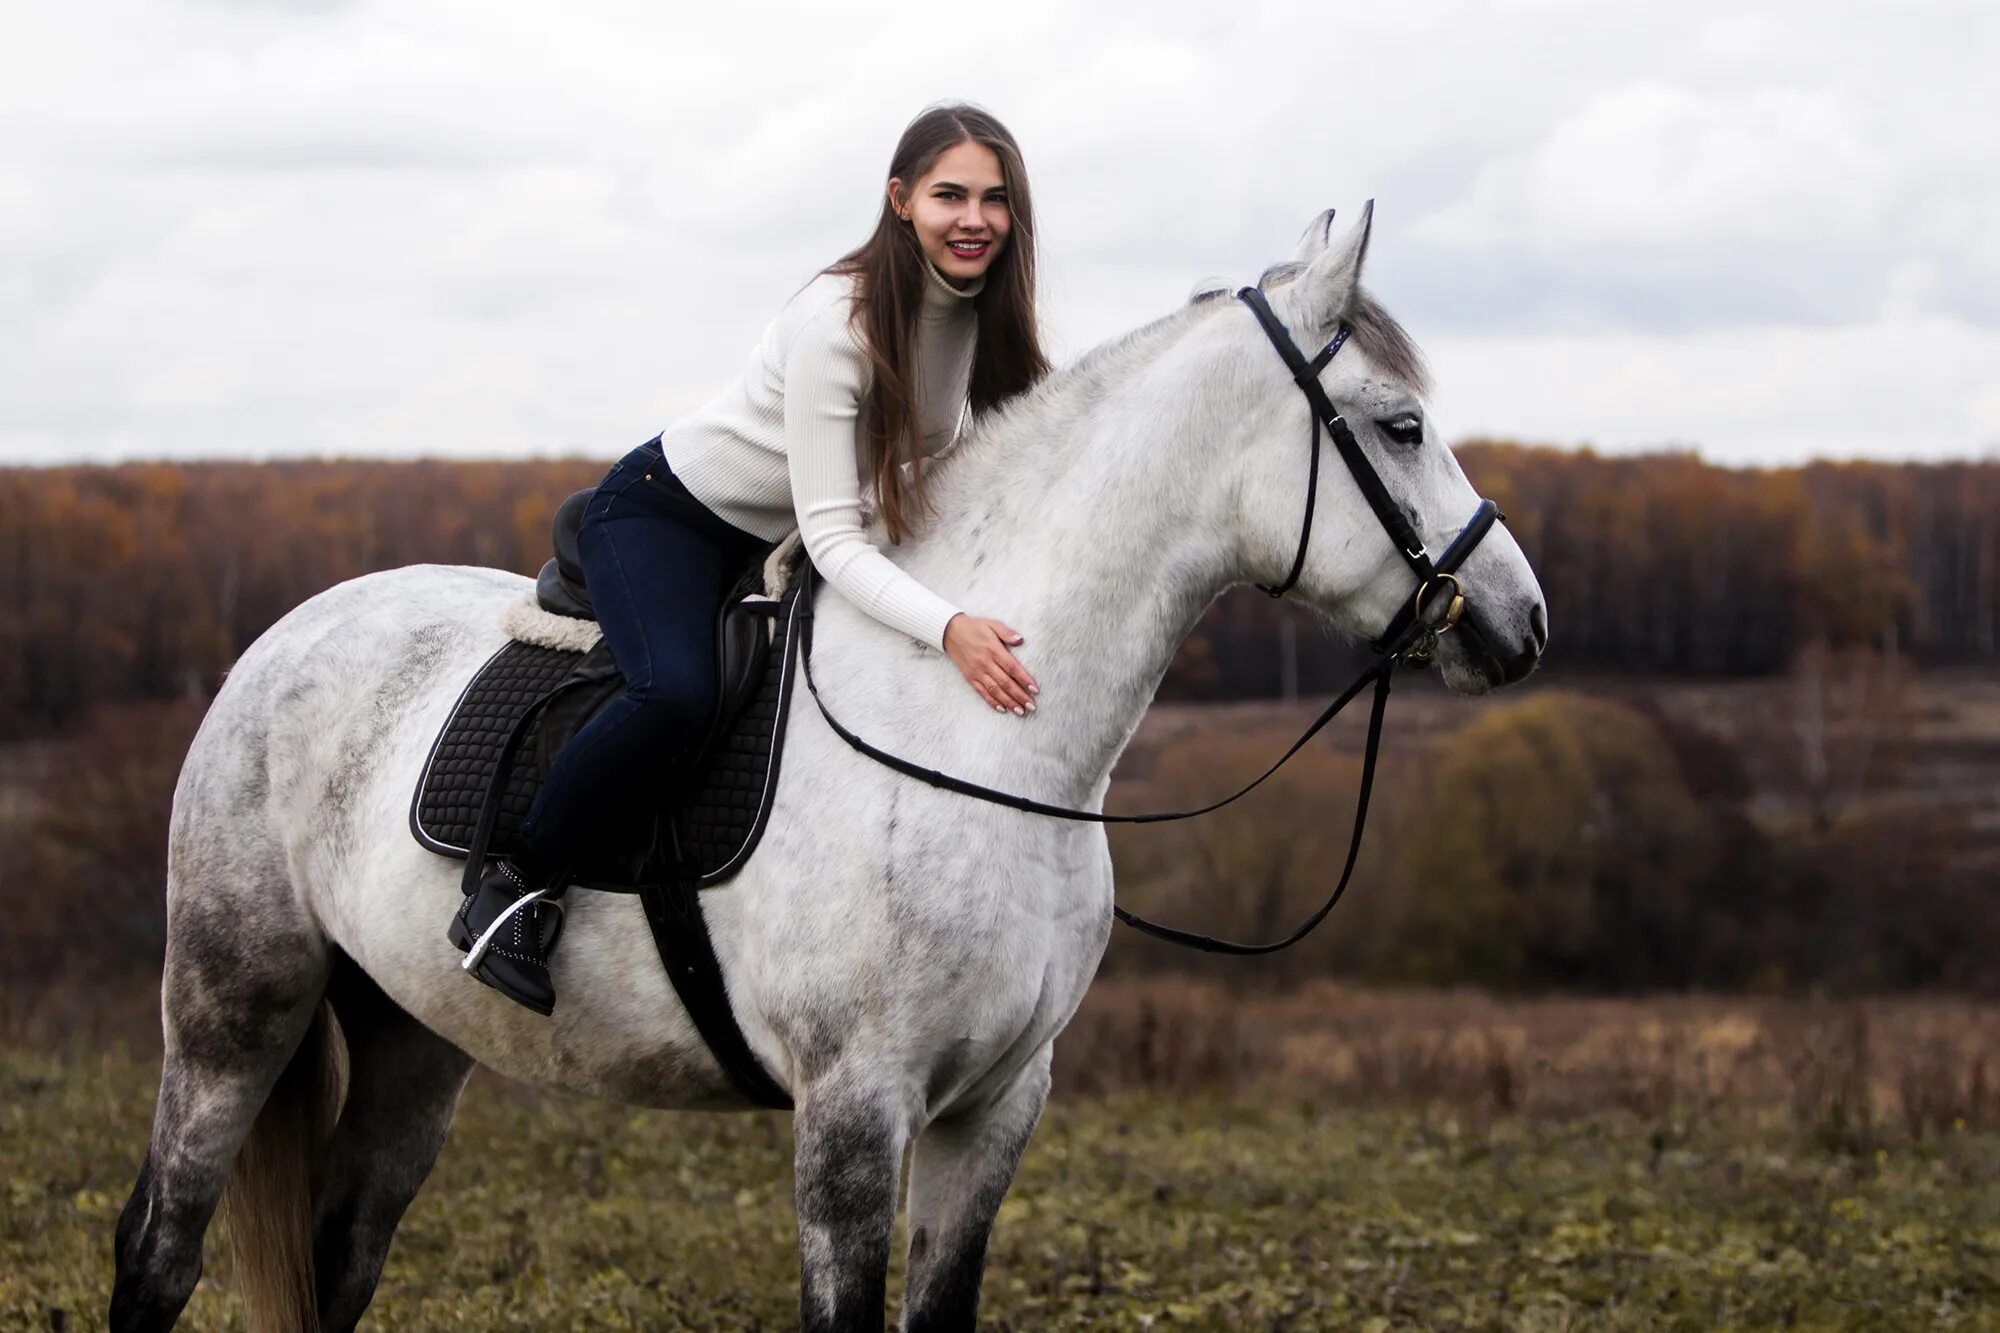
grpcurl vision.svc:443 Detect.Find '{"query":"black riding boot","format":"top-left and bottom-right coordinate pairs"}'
top-left (447, 853), bottom-right (570, 1016)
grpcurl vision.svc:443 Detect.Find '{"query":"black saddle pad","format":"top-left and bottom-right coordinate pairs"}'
top-left (409, 576), bottom-right (806, 892)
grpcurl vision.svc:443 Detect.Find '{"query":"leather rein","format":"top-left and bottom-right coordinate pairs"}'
top-left (795, 285), bottom-right (1503, 955)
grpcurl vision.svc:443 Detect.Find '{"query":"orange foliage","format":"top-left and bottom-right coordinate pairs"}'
top-left (0, 447), bottom-right (1994, 736)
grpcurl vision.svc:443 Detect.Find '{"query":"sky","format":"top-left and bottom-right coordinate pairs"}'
top-left (4, 0), bottom-right (1996, 468)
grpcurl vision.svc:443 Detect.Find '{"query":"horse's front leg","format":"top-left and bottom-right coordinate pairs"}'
top-left (900, 1048), bottom-right (1051, 1333)
top-left (793, 1085), bottom-right (910, 1332)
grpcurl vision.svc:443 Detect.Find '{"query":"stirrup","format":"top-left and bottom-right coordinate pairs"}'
top-left (461, 888), bottom-right (563, 973)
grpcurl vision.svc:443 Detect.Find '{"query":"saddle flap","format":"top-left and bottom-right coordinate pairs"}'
top-left (412, 567), bottom-right (808, 893)
top-left (532, 639), bottom-right (621, 778)
top-left (691, 603), bottom-right (776, 764)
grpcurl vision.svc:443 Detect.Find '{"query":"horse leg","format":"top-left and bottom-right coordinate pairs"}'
top-left (793, 1087), bottom-right (911, 1333)
top-left (111, 870), bottom-right (332, 1332)
top-left (898, 1051), bottom-right (1051, 1333)
top-left (313, 955), bottom-right (475, 1332)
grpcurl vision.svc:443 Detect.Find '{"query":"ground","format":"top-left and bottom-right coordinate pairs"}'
top-left (4, 1048), bottom-right (1993, 1331)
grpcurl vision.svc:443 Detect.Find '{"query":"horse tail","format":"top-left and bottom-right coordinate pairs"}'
top-left (222, 999), bottom-right (346, 1333)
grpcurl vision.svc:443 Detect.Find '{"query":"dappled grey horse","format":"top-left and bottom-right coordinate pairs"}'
top-left (111, 205), bottom-right (1546, 1331)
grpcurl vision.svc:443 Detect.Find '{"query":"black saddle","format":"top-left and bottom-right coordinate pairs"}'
top-left (408, 487), bottom-right (802, 1108)
top-left (413, 488), bottom-right (802, 888)
top-left (533, 487), bottom-right (597, 619)
top-left (532, 488), bottom-right (774, 761)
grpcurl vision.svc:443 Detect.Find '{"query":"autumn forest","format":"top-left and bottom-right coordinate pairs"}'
top-left (2, 443), bottom-right (1995, 737)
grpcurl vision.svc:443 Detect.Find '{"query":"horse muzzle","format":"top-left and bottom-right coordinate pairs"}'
top-left (1440, 596), bottom-right (1546, 692)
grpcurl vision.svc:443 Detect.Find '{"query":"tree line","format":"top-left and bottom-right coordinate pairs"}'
top-left (0, 445), bottom-right (1994, 737)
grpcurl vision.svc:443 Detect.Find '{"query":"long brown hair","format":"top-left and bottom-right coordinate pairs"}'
top-left (822, 102), bottom-right (1051, 544)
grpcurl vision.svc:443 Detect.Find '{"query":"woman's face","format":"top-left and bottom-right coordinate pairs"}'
top-left (890, 139), bottom-right (1012, 289)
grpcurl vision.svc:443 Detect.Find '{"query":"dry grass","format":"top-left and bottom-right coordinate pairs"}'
top-left (1056, 979), bottom-right (1998, 1145)
top-left (10, 1040), bottom-right (1996, 1330)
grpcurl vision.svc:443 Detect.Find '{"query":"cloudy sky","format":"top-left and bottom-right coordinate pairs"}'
top-left (5, 0), bottom-right (1995, 467)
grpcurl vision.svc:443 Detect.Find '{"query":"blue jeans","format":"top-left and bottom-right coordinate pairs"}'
top-left (518, 435), bottom-right (775, 872)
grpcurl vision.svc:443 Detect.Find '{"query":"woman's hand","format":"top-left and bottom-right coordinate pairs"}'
top-left (943, 613), bottom-right (1039, 716)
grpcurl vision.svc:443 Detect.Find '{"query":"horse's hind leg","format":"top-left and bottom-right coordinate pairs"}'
top-left (313, 955), bottom-right (474, 1332)
top-left (111, 851), bottom-right (332, 1333)
top-left (899, 1051), bottom-right (1052, 1333)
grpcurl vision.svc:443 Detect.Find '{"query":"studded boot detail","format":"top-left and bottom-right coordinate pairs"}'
top-left (447, 857), bottom-right (569, 1016)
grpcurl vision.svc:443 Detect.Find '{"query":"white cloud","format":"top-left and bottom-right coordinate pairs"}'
top-left (1, 0), bottom-right (1996, 467)
top-left (1430, 310), bottom-right (2000, 464)
top-left (1696, 14), bottom-right (1794, 61)
top-left (1415, 81), bottom-right (1888, 250)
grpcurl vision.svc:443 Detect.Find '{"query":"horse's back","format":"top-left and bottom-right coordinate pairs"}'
top-left (176, 563), bottom-right (524, 890)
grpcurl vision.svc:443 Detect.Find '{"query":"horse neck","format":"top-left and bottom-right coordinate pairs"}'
top-left (903, 325), bottom-right (1242, 806)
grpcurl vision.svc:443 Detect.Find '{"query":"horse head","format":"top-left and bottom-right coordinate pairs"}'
top-left (1220, 202), bottom-right (1548, 693)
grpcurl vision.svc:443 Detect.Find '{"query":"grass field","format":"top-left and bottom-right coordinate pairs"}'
top-left (4, 1044), bottom-right (1994, 1331)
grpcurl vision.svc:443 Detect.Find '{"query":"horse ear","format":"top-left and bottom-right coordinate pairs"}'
top-left (1291, 207), bottom-right (1337, 262)
top-left (1291, 198), bottom-right (1374, 330)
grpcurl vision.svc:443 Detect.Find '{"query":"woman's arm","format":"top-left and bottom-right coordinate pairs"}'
top-left (784, 305), bottom-right (966, 651)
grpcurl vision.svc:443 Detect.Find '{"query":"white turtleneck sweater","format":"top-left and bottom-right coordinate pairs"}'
top-left (659, 256), bottom-right (982, 651)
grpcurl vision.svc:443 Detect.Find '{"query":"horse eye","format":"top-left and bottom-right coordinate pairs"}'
top-left (1378, 415), bottom-right (1424, 445)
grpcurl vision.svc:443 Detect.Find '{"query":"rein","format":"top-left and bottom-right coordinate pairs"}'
top-left (794, 286), bottom-right (1503, 955)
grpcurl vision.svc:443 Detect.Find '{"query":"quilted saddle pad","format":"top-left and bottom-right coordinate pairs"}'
top-left (408, 578), bottom-right (806, 892)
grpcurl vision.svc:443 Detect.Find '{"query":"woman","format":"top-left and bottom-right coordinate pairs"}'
top-left (448, 102), bottom-right (1051, 1015)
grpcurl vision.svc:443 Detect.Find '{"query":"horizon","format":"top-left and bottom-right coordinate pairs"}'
top-left (7, 435), bottom-right (1997, 474)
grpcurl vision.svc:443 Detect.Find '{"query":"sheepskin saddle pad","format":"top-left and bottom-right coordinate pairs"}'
top-left (408, 560), bottom-right (807, 894)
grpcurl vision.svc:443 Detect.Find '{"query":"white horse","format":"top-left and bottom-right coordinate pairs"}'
top-left (111, 205), bottom-right (1546, 1332)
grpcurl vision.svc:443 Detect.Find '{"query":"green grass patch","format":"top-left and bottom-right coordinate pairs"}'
top-left (3, 1048), bottom-right (1994, 1329)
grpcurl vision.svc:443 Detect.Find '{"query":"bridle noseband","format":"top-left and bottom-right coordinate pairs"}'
top-left (792, 285), bottom-right (1508, 955)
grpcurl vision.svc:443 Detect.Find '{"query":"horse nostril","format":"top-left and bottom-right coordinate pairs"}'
top-left (1529, 603), bottom-right (1548, 654)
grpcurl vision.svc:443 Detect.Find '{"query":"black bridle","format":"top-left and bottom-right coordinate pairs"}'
top-left (794, 285), bottom-right (1505, 954)
top-left (1236, 285), bottom-right (1499, 647)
